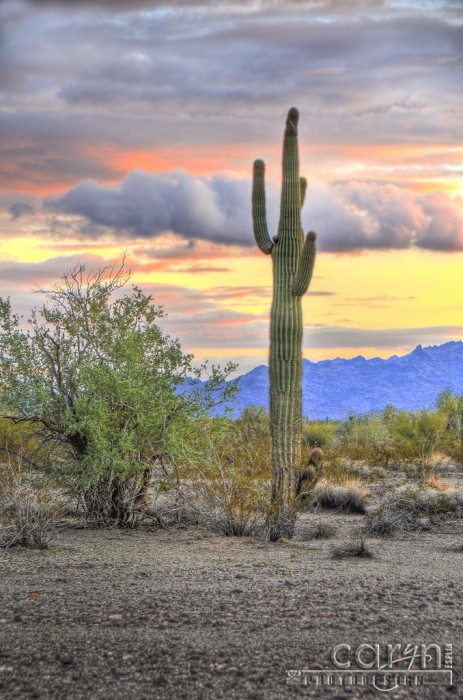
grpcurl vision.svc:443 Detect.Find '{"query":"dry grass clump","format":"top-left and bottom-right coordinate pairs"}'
top-left (311, 479), bottom-right (369, 514)
top-left (297, 520), bottom-right (337, 541)
top-left (173, 469), bottom-right (270, 538)
top-left (0, 461), bottom-right (62, 549)
top-left (364, 497), bottom-right (428, 537)
top-left (345, 462), bottom-right (387, 482)
top-left (331, 535), bottom-right (374, 559)
top-left (364, 483), bottom-right (463, 537)
top-left (428, 452), bottom-right (453, 470)
top-left (425, 475), bottom-right (456, 492)
top-left (398, 484), bottom-right (463, 517)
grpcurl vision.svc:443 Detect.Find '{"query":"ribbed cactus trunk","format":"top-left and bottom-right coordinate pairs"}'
top-left (252, 108), bottom-right (316, 541)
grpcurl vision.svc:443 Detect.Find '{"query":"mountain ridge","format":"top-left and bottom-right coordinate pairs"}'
top-left (227, 340), bottom-right (463, 419)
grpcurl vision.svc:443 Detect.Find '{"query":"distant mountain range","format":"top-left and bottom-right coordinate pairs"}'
top-left (204, 341), bottom-right (463, 420)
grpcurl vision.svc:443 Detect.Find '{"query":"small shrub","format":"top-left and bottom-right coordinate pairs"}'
top-left (364, 498), bottom-right (428, 537)
top-left (331, 536), bottom-right (374, 559)
top-left (335, 414), bottom-right (391, 463)
top-left (302, 420), bottom-right (337, 451)
top-left (311, 479), bottom-right (369, 514)
top-left (446, 443), bottom-right (463, 466)
top-left (0, 460), bottom-right (62, 549)
top-left (346, 462), bottom-right (387, 482)
top-left (181, 469), bottom-right (269, 537)
top-left (364, 484), bottom-right (463, 537)
top-left (317, 451), bottom-right (351, 484)
top-left (389, 410), bottom-right (449, 475)
top-left (397, 484), bottom-right (463, 518)
top-left (168, 417), bottom-right (271, 537)
top-left (235, 406), bottom-right (270, 442)
top-left (298, 521), bottom-right (337, 540)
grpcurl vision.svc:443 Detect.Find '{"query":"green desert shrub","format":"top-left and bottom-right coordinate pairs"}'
top-left (0, 261), bottom-right (236, 528)
top-left (168, 416), bottom-right (271, 537)
top-left (235, 405), bottom-right (270, 442)
top-left (302, 419), bottom-right (337, 451)
top-left (0, 417), bottom-right (57, 473)
top-left (336, 414), bottom-right (390, 455)
top-left (331, 413), bottom-right (398, 469)
top-left (388, 410), bottom-right (449, 474)
top-left (435, 387), bottom-right (463, 449)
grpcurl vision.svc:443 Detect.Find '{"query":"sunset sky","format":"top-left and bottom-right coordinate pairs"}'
top-left (1, 0), bottom-right (462, 375)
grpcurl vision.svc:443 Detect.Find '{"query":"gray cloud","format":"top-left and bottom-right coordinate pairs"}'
top-left (46, 169), bottom-right (266, 245)
top-left (45, 169), bottom-right (463, 251)
top-left (22, 0), bottom-right (223, 7)
top-left (8, 201), bottom-right (35, 219)
top-left (1, 2), bottom-right (462, 195)
top-left (305, 181), bottom-right (463, 252)
top-left (418, 192), bottom-right (463, 250)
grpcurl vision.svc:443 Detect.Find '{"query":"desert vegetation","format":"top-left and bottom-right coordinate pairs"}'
top-left (2, 332), bottom-right (463, 547)
top-left (0, 260), bottom-right (237, 543)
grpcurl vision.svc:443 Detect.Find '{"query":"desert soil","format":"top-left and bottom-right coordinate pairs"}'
top-left (0, 511), bottom-right (462, 700)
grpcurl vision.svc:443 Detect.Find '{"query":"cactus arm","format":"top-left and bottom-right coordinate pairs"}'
top-left (300, 177), bottom-right (307, 209)
top-left (252, 159), bottom-right (273, 254)
top-left (292, 231), bottom-right (316, 297)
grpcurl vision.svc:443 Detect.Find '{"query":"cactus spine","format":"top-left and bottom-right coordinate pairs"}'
top-left (252, 107), bottom-right (316, 540)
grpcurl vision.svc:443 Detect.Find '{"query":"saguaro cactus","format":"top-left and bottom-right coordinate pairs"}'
top-left (252, 107), bottom-right (316, 540)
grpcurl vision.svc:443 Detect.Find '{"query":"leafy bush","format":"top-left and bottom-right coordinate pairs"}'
top-left (388, 410), bottom-right (449, 473)
top-left (435, 387), bottom-right (463, 446)
top-left (321, 403), bottom-right (463, 473)
top-left (302, 419), bottom-right (337, 451)
top-left (0, 260), bottom-right (236, 527)
top-left (235, 405), bottom-right (270, 442)
top-left (0, 417), bottom-right (57, 473)
top-left (335, 414), bottom-right (391, 459)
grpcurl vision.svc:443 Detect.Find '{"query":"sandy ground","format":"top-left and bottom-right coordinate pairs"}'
top-left (1, 507), bottom-right (462, 700)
